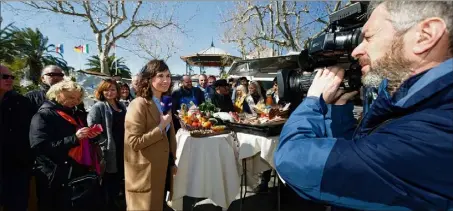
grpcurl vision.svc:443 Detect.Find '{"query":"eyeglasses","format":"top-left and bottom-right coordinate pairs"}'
top-left (1, 74), bottom-right (15, 80)
top-left (45, 73), bottom-right (64, 77)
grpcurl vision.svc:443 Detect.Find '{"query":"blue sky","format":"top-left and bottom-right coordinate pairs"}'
top-left (2, 1), bottom-right (241, 76)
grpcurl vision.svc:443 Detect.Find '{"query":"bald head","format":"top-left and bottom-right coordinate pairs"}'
top-left (182, 75), bottom-right (192, 89)
top-left (41, 65), bottom-right (64, 86)
top-left (0, 65), bottom-right (14, 93)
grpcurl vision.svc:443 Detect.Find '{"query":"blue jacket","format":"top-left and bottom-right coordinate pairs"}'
top-left (275, 59), bottom-right (453, 211)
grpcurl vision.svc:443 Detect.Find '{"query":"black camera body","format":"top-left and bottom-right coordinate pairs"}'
top-left (278, 1), bottom-right (369, 102)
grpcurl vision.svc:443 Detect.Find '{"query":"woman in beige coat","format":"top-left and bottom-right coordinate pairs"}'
top-left (124, 60), bottom-right (177, 211)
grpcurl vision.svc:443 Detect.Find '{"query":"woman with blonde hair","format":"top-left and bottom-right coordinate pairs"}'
top-left (124, 60), bottom-right (177, 211)
top-left (245, 81), bottom-right (265, 115)
top-left (233, 85), bottom-right (251, 113)
top-left (30, 80), bottom-right (102, 211)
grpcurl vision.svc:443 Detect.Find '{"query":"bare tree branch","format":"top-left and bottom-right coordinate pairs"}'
top-left (22, 1), bottom-right (189, 75)
top-left (220, 0), bottom-right (345, 56)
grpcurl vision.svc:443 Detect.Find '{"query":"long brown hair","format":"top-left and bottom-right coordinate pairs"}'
top-left (136, 60), bottom-right (173, 99)
top-left (94, 79), bottom-right (120, 101)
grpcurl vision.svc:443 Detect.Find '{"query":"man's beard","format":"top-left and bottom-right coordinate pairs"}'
top-left (362, 35), bottom-right (413, 96)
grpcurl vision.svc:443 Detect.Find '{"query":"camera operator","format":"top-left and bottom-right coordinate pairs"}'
top-left (274, 1), bottom-right (453, 210)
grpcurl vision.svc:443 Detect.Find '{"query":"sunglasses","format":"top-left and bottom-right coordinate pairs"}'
top-left (45, 73), bottom-right (64, 77)
top-left (1, 74), bottom-right (15, 80)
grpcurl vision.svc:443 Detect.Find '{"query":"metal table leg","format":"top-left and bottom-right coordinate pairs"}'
top-left (240, 159), bottom-right (248, 211)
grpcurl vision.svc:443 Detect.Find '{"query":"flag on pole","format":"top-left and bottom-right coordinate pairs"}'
top-left (74, 44), bottom-right (89, 54)
top-left (83, 44), bottom-right (89, 54)
top-left (56, 44), bottom-right (64, 54)
top-left (74, 45), bottom-right (83, 53)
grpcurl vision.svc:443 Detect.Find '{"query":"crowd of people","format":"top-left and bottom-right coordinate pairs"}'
top-left (0, 57), bottom-right (279, 211)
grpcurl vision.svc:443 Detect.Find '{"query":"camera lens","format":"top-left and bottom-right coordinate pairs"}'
top-left (332, 27), bottom-right (363, 54)
top-left (290, 72), bottom-right (315, 94)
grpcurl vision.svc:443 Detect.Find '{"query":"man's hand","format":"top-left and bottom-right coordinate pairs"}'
top-left (307, 68), bottom-right (334, 98)
top-left (307, 67), bottom-right (358, 105)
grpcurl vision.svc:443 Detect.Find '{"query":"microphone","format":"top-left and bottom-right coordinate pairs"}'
top-left (161, 96), bottom-right (172, 115)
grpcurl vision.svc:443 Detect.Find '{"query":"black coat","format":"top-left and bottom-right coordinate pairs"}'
top-left (25, 84), bottom-right (50, 114)
top-left (0, 91), bottom-right (33, 203)
top-left (0, 91), bottom-right (34, 173)
top-left (211, 92), bottom-right (235, 112)
top-left (30, 100), bottom-right (101, 211)
top-left (30, 101), bottom-right (88, 186)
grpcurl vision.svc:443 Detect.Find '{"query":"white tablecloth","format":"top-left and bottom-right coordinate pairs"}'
top-left (170, 130), bottom-right (241, 210)
top-left (234, 132), bottom-right (280, 184)
top-left (236, 132), bottom-right (279, 168)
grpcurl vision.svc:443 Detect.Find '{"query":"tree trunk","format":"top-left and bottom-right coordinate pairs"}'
top-left (99, 53), bottom-right (110, 75)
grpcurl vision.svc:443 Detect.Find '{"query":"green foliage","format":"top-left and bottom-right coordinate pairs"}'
top-left (0, 23), bottom-right (18, 63)
top-left (85, 55), bottom-right (132, 79)
top-left (4, 58), bottom-right (39, 94)
top-left (220, 72), bottom-right (229, 79)
top-left (198, 101), bottom-right (217, 113)
top-left (10, 27), bottom-right (70, 84)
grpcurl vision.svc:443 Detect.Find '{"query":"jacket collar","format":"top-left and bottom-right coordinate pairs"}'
top-left (142, 97), bottom-right (161, 124)
top-left (360, 58), bottom-right (453, 131)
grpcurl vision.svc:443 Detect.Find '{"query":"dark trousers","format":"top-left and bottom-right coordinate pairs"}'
top-left (102, 172), bottom-right (125, 210)
top-left (1, 172), bottom-right (30, 211)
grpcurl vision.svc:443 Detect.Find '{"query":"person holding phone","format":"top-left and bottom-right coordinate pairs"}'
top-left (124, 60), bottom-right (177, 211)
top-left (29, 80), bottom-right (102, 211)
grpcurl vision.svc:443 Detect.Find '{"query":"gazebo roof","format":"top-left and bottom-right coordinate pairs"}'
top-left (197, 45), bottom-right (228, 55)
top-left (180, 41), bottom-right (241, 67)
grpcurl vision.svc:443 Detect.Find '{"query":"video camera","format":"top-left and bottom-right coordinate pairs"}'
top-left (277, 1), bottom-right (369, 102)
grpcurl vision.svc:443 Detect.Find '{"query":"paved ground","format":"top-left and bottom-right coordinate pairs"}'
top-left (172, 184), bottom-right (328, 211)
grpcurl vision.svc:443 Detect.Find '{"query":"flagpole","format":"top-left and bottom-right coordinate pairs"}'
top-left (79, 49), bottom-right (82, 72)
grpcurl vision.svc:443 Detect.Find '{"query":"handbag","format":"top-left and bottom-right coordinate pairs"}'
top-left (66, 167), bottom-right (102, 209)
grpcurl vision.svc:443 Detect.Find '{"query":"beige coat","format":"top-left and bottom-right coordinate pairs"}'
top-left (124, 97), bottom-right (177, 211)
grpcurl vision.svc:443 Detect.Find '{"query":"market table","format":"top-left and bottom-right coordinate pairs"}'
top-left (169, 129), bottom-right (241, 211)
top-left (234, 132), bottom-right (281, 211)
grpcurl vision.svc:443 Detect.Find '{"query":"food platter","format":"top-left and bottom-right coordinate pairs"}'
top-left (178, 102), bottom-right (230, 137)
top-left (225, 103), bottom-right (290, 137)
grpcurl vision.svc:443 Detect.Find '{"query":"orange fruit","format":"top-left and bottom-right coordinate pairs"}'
top-left (202, 122), bottom-right (212, 129)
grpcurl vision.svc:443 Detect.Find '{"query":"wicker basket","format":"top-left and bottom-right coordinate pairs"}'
top-left (178, 117), bottom-right (202, 131)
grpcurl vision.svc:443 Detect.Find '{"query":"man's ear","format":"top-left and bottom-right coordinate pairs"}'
top-left (412, 18), bottom-right (447, 54)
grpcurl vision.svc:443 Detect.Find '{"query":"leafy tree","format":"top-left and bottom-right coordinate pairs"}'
top-left (0, 23), bottom-right (18, 63)
top-left (86, 55), bottom-right (131, 79)
top-left (11, 27), bottom-right (69, 84)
